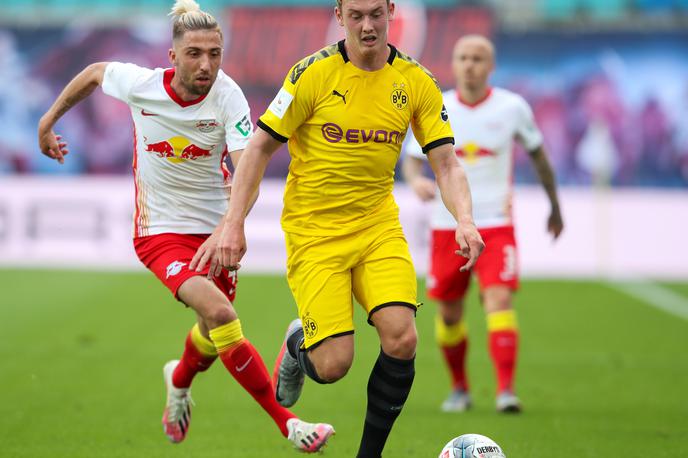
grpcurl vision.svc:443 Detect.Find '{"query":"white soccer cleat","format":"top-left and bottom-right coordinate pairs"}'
top-left (441, 388), bottom-right (472, 412)
top-left (286, 418), bottom-right (335, 453)
top-left (273, 319), bottom-right (305, 408)
top-left (495, 390), bottom-right (522, 413)
top-left (162, 360), bottom-right (193, 443)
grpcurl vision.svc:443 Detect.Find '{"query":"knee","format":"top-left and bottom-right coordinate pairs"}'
top-left (439, 300), bottom-right (465, 325)
top-left (382, 326), bottom-right (417, 360)
top-left (312, 352), bottom-right (353, 383)
top-left (483, 287), bottom-right (513, 313)
top-left (204, 306), bottom-right (237, 329)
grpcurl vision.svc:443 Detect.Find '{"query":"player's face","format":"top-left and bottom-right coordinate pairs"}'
top-left (169, 29), bottom-right (223, 96)
top-left (452, 39), bottom-right (494, 91)
top-left (336, 0), bottom-right (394, 60)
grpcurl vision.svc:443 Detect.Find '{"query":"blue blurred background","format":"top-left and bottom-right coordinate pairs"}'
top-left (3, 0), bottom-right (688, 188)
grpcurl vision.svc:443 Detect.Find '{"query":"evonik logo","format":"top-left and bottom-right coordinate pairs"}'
top-left (321, 123), bottom-right (404, 145)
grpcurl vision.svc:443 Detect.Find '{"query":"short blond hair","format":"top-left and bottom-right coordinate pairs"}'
top-left (169, 0), bottom-right (222, 41)
top-left (336, 0), bottom-right (390, 9)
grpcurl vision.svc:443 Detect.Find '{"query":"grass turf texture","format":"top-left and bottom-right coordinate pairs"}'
top-left (1, 271), bottom-right (687, 457)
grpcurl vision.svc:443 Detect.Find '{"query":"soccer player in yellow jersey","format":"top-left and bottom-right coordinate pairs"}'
top-left (220, 0), bottom-right (484, 456)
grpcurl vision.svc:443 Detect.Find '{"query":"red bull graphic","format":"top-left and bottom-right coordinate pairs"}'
top-left (145, 136), bottom-right (213, 163)
top-left (456, 142), bottom-right (495, 164)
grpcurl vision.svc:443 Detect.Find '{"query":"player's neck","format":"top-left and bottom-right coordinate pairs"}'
top-left (457, 85), bottom-right (491, 106)
top-left (345, 41), bottom-right (391, 72)
top-left (170, 75), bottom-right (202, 102)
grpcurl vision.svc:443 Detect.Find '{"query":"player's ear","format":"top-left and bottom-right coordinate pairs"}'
top-left (168, 48), bottom-right (176, 66)
top-left (388, 1), bottom-right (395, 21)
top-left (335, 6), bottom-right (344, 26)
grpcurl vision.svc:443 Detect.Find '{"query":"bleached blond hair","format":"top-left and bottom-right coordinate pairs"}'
top-left (169, 0), bottom-right (222, 41)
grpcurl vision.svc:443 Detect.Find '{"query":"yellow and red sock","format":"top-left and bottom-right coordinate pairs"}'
top-left (172, 323), bottom-right (218, 388)
top-left (487, 310), bottom-right (519, 393)
top-left (435, 314), bottom-right (469, 391)
top-left (209, 320), bottom-right (296, 437)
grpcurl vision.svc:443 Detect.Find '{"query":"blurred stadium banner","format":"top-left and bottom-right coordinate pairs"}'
top-left (2, 2), bottom-right (687, 279)
top-left (1, 177), bottom-right (686, 279)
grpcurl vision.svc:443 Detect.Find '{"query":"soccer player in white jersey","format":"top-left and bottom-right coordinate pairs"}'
top-left (36, 0), bottom-right (333, 452)
top-left (402, 35), bottom-right (564, 413)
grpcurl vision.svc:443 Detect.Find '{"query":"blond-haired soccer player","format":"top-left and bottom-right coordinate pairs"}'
top-left (217, 0), bottom-right (484, 456)
top-left (36, 0), bottom-right (333, 452)
top-left (402, 35), bottom-right (564, 413)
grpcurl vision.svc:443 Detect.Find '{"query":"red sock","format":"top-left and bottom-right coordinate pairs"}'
top-left (218, 339), bottom-right (296, 437)
top-left (489, 329), bottom-right (518, 393)
top-left (173, 333), bottom-right (217, 388)
top-left (441, 338), bottom-right (469, 391)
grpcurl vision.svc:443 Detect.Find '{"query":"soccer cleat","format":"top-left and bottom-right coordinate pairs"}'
top-left (441, 388), bottom-right (472, 412)
top-left (495, 390), bottom-right (522, 414)
top-left (273, 319), bottom-right (305, 408)
top-left (286, 418), bottom-right (335, 453)
top-left (162, 360), bottom-right (193, 443)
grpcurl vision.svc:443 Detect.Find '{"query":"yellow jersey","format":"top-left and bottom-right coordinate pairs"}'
top-left (258, 40), bottom-right (454, 236)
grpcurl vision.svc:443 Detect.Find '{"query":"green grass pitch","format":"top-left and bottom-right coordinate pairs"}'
top-left (1, 270), bottom-right (687, 457)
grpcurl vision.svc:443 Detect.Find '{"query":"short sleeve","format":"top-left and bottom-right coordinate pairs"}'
top-left (513, 96), bottom-right (543, 152)
top-left (257, 60), bottom-right (317, 143)
top-left (101, 62), bottom-right (150, 104)
top-left (410, 74), bottom-right (454, 154)
top-left (221, 88), bottom-right (253, 152)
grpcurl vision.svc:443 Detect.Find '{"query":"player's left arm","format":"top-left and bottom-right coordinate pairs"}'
top-left (528, 145), bottom-right (563, 240)
top-left (514, 94), bottom-right (563, 240)
top-left (427, 143), bottom-right (485, 272)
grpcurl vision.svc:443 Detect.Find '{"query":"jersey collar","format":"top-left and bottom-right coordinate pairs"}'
top-left (163, 68), bottom-right (209, 108)
top-left (337, 40), bottom-right (397, 66)
top-left (457, 87), bottom-right (493, 108)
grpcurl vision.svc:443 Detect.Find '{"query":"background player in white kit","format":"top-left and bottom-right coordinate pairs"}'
top-left (403, 35), bottom-right (564, 413)
top-left (36, 0), bottom-right (333, 452)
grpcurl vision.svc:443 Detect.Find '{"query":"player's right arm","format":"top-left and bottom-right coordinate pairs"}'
top-left (217, 52), bottom-right (319, 270)
top-left (218, 128), bottom-right (283, 270)
top-left (38, 62), bottom-right (109, 164)
top-left (401, 137), bottom-right (436, 202)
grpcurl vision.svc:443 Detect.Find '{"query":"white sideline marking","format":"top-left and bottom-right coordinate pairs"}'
top-left (609, 280), bottom-right (688, 321)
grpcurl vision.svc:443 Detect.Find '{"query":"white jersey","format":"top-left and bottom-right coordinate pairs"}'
top-left (102, 62), bottom-right (253, 237)
top-left (405, 87), bottom-right (542, 229)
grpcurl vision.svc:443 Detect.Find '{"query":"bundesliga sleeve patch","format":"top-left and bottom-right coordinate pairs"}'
top-left (234, 115), bottom-right (251, 137)
top-left (267, 87), bottom-right (294, 120)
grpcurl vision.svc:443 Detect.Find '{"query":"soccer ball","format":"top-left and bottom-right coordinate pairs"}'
top-left (438, 433), bottom-right (506, 458)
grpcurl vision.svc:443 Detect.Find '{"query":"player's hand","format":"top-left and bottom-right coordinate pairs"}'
top-left (190, 230), bottom-right (224, 279)
top-left (217, 221), bottom-right (246, 271)
top-left (410, 176), bottom-right (436, 202)
top-left (548, 206), bottom-right (564, 241)
top-left (38, 119), bottom-right (69, 164)
top-left (454, 220), bottom-right (485, 272)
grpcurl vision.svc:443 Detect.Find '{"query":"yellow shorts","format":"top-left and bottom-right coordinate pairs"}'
top-left (285, 219), bottom-right (418, 349)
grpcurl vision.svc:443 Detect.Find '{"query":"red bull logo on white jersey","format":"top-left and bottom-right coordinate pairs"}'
top-left (456, 141), bottom-right (495, 164)
top-left (144, 136), bottom-right (214, 163)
